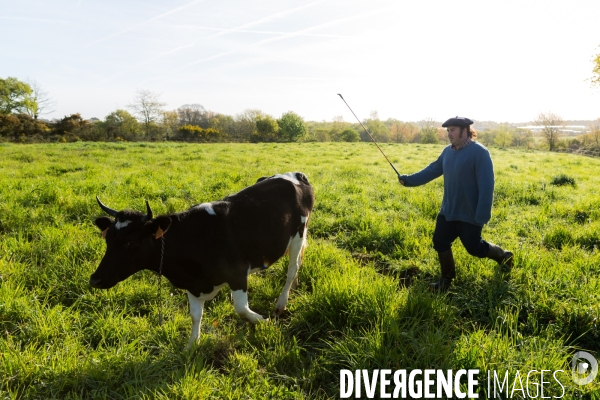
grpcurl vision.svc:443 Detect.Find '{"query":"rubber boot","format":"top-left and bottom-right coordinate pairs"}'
top-left (429, 249), bottom-right (456, 292)
top-left (487, 243), bottom-right (513, 272)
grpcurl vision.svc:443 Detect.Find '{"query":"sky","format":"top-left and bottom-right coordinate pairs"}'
top-left (2, 0), bottom-right (600, 123)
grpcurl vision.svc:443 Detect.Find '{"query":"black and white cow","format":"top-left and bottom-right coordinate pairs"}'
top-left (91, 172), bottom-right (314, 349)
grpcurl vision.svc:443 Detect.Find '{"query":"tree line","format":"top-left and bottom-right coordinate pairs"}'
top-left (0, 81), bottom-right (447, 145)
top-left (1, 77), bottom-right (599, 153)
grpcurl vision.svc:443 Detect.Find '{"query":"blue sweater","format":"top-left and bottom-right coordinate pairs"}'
top-left (399, 142), bottom-right (494, 226)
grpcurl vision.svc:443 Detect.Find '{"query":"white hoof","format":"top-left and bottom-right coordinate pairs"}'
top-left (244, 312), bottom-right (265, 324)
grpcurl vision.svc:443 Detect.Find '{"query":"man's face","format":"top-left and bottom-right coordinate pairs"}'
top-left (446, 125), bottom-right (468, 147)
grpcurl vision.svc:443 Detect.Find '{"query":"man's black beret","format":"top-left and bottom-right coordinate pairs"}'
top-left (441, 116), bottom-right (474, 128)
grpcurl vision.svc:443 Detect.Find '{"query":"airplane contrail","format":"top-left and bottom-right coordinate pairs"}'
top-left (173, 5), bottom-right (393, 72)
top-left (203, 0), bottom-right (326, 39)
top-left (84, 0), bottom-right (206, 48)
top-left (159, 26), bottom-right (348, 38)
top-left (101, 0), bottom-right (328, 83)
top-left (134, 5), bottom-right (393, 86)
top-left (147, 0), bottom-right (328, 61)
top-left (0, 16), bottom-right (68, 23)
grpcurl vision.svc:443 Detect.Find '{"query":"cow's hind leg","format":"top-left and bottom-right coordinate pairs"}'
top-left (291, 236), bottom-right (307, 290)
top-left (186, 284), bottom-right (225, 350)
top-left (274, 230), bottom-right (306, 317)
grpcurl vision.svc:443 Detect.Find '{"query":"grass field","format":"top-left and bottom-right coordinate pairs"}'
top-left (0, 141), bottom-right (599, 399)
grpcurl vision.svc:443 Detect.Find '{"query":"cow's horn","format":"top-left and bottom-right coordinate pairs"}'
top-left (142, 200), bottom-right (153, 222)
top-left (96, 196), bottom-right (118, 217)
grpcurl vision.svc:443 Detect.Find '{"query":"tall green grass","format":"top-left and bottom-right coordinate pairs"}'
top-left (0, 142), bottom-right (599, 398)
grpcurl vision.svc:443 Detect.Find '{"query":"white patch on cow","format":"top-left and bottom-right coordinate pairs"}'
top-left (275, 230), bottom-right (307, 316)
top-left (231, 289), bottom-right (265, 323)
top-left (301, 215), bottom-right (308, 224)
top-left (273, 172), bottom-right (300, 185)
top-left (199, 202), bottom-right (217, 216)
top-left (186, 284), bottom-right (226, 349)
top-left (115, 220), bottom-right (131, 229)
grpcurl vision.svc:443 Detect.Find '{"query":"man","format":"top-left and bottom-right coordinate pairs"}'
top-left (398, 116), bottom-right (513, 291)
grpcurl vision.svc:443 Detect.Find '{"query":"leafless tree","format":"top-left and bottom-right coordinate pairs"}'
top-left (535, 112), bottom-right (564, 151)
top-left (232, 109), bottom-right (263, 141)
top-left (26, 79), bottom-right (56, 119)
top-left (128, 89), bottom-right (166, 139)
top-left (177, 104), bottom-right (206, 126)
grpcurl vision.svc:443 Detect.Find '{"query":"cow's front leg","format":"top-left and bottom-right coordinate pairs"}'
top-left (186, 292), bottom-right (205, 350)
top-left (231, 289), bottom-right (265, 323)
top-left (186, 284), bottom-right (226, 350)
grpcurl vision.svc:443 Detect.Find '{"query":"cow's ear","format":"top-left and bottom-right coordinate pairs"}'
top-left (95, 217), bottom-right (113, 238)
top-left (95, 217), bottom-right (113, 231)
top-left (149, 216), bottom-right (172, 239)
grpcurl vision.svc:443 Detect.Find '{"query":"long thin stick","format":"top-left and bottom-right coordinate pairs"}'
top-left (337, 94), bottom-right (400, 176)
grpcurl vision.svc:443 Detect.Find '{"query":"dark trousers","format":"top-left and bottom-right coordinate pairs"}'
top-left (432, 214), bottom-right (490, 258)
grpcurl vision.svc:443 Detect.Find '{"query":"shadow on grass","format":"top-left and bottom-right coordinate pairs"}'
top-left (451, 263), bottom-right (515, 327)
top-left (286, 279), bottom-right (464, 398)
top-left (352, 252), bottom-right (421, 288)
top-left (9, 350), bottom-right (185, 399)
top-left (453, 260), bottom-right (600, 354)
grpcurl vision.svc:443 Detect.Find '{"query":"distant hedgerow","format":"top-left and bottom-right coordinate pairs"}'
top-left (550, 174), bottom-right (576, 187)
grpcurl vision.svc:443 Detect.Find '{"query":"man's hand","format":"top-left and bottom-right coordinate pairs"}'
top-left (398, 175), bottom-right (405, 186)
